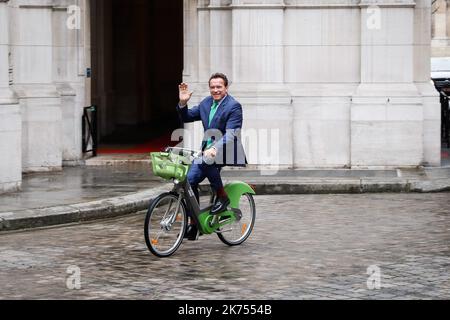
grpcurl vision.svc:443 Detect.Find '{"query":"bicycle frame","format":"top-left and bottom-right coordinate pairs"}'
top-left (155, 147), bottom-right (256, 235)
top-left (171, 178), bottom-right (255, 235)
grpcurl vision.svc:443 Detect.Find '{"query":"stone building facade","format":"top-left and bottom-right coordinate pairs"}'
top-left (0, 0), bottom-right (442, 193)
top-left (432, 0), bottom-right (450, 56)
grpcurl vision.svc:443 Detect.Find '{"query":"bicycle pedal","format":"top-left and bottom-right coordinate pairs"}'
top-left (218, 218), bottom-right (232, 224)
top-left (215, 228), bottom-right (233, 234)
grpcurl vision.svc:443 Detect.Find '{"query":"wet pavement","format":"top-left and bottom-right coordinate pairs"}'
top-left (1, 160), bottom-right (449, 214)
top-left (1, 156), bottom-right (450, 232)
top-left (0, 165), bottom-right (160, 212)
top-left (0, 193), bottom-right (449, 300)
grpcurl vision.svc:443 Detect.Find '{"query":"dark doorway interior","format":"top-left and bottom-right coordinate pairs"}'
top-left (91, 0), bottom-right (183, 151)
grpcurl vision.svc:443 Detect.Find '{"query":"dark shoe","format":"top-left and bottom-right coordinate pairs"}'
top-left (184, 224), bottom-right (199, 241)
top-left (210, 197), bottom-right (230, 215)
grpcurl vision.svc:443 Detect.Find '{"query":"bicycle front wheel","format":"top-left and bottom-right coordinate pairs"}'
top-left (144, 193), bottom-right (187, 258)
top-left (218, 193), bottom-right (256, 246)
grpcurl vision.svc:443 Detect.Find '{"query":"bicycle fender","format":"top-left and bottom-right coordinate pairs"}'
top-left (224, 181), bottom-right (256, 208)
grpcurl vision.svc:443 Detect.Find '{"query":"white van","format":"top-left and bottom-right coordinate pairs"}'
top-left (431, 57), bottom-right (450, 93)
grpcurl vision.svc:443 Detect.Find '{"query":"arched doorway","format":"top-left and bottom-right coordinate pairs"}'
top-left (90, 0), bottom-right (183, 154)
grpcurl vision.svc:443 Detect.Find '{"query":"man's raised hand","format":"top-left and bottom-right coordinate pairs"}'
top-left (179, 83), bottom-right (193, 107)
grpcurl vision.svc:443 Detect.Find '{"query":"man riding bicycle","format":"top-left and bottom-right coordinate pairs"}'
top-left (177, 73), bottom-right (247, 239)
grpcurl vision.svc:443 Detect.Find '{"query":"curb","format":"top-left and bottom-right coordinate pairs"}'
top-left (0, 184), bottom-right (171, 233)
top-left (222, 178), bottom-right (450, 194)
top-left (1, 179), bottom-right (449, 233)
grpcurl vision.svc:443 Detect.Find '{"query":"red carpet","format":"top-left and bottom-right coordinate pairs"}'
top-left (98, 133), bottom-right (178, 154)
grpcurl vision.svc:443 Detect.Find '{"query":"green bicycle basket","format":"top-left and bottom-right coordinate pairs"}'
top-left (150, 152), bottom-right (191, 182)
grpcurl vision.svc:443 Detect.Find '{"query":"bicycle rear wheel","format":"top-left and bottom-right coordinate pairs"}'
top-left (144, 193), bottom-right (187, 257)
top-left (218, 193), bottom-right (256, 246)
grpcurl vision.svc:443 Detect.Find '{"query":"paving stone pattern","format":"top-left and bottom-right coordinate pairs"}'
top-left (0, 193), bottom-right (449, 300)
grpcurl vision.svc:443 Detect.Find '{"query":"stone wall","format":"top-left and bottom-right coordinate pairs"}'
top-left (8, 0), bottom-right (85, 173)
top-left (183, 0), bottom-right (440, 168)
top-left (1, 0), bottom-right (87, 193)
top-left (0, 0), bottom-right (442, 194)
top-left (0, 0), bottom-right (21, 193)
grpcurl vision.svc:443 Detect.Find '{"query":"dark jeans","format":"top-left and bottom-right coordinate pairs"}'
top-left (187, 161), bottom-right (223, 205)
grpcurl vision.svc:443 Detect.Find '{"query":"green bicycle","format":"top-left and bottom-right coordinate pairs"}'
top-left (144, 147), bottom-right (256, 258)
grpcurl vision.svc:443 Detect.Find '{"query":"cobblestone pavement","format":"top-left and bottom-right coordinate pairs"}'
top-left (0, 193), bottom-right (449, 300)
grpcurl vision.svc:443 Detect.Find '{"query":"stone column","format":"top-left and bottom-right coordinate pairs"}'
top-left (83, 0), bottom-right (91, 108)
top-left (351, 0), bottom-right (425, 168)
top-left (230, 0), bottom-right (292, 168)
top-left (52, 0), bottom-right (86, 165)
top-left (183, 0), bottom-right (233, 153)
top-left (179, 0), bottom-right (205, 152)
top-left (9, 0), bottom-right (62, 172)
top-left (0, 0), bottom-right (21, 193)
top-left (184, 0), bottom-right (201, 85)
top-left (286, 1), bottom-right (360, 168)
top-left (209, 0), bottom-right (232, 78)
top-left (415, 0), bottom-right (441, 166)
top-left (184, 0), bottom-right (291, 167)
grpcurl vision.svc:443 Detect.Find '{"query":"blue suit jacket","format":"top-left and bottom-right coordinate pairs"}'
top-left (177, 95), bottom-right (247, 167)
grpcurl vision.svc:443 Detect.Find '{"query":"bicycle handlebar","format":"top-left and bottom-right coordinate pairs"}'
top-left (164, 147), bottom-right (203, 159)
